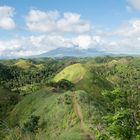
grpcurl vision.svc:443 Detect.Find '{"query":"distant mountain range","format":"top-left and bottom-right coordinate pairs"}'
top-left (38, 47), bottom-right (110, 58)
top-left (0, 47), bottom-right (139, 59)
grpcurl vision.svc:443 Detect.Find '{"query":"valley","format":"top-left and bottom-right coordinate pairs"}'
top-left (0, 56), bottom-right (140, 140)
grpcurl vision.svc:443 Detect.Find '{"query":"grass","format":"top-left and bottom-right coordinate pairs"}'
top-left (7, 88), bottom-right (109, 139)
top-left (14, 59), bottom-right (33, 69)
top-left (14, 59), bottom-right (45, 71)
top-left (54, 62), bottom-right (112, 96)
top-left (8, 88), bottom-right (84, 140)
top-left (2, 61), bottom-right (115, 139)
top-left (1, 57), bottom-right (140, 140)
top-left (0, 87), bottom-right (12, 104)
top-left (53, 62), bottom-right (109, 94)
top-left (53, 63), bottom-right (86, 83)
top-left (0, 87), bottom-right (20, 139)
top-left (0, 87), bottom-right (19, 117)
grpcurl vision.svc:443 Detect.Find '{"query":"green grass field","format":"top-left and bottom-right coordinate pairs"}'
top-left (8, 88), bottom-right (87, 140)
top-left (14, 59), bottom-right (34, 69)
top-left (1, 57), bottom-right (139, 140)
top-left (54, 63), bottom-right (86, 83)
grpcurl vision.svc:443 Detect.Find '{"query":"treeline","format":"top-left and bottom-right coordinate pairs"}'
top-left (0, 60), bottom-right (56, 91)
top-left (0, 58), bottom-right (79, 93)
top-left (90, 57), bottom-right (140, 140)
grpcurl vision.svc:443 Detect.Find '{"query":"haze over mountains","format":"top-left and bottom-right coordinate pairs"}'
top-left (38, 47), bottom-right (110, 58)
top-left (0, 0), bottom-right (140, 59)
top-left (0, 46), bottom-right (109, 59)
top-left (1, 46), bottom-right (138, 59)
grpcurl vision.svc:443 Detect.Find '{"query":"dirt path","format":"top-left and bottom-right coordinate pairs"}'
top-left (72, 92), bottom-right (95, 140)
top-left (74, 67), bottom-right (85, 83)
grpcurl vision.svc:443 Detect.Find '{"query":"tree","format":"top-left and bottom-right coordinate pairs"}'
top-left (23, 115), bottom-right (40, 133)
top-left (102, 88), bottom-right (139, 140)
top-left (48, 79), bottom-right (75, 91)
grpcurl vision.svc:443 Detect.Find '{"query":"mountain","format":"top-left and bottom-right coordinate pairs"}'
top-left (38, 47), bottom-right (109, 58)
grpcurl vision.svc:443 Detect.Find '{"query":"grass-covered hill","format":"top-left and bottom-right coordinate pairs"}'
top-left (0, 56), bottom-right (140, 140)
top-left (6, 88), bottom-right (109, 140)
top-left (54, 63), bottom-right (112, 94)
top-left (14, 59), bottom-right (45, 70)
top-left (54, 63), bottom-right (86, 83)
top-left (14, 59), bottom-right (34, 69)
top-left (6, 62), bottom-right (112, 140)
top-left (8, 89), bottom-right (91, 140)
top-left (0, 87), bottom-right (20, 139)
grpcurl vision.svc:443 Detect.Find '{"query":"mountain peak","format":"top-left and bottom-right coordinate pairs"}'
top-left (38, 47), bottom-right (108, 58)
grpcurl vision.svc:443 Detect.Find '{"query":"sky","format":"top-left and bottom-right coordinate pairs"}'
top-left (0, 0), bottom-right (140, 58)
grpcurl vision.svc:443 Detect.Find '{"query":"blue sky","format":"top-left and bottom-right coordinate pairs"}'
top-left (1, 0), bottom-right (138, 29)
top-left (0, 0), bottom-right (140, 57)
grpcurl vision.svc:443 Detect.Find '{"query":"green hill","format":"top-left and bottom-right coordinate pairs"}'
top-left (14, 59), bottom-right (34, 69)
top-left (54, 63), bottom-right (112, 95)
top-left (1, 57), bottom-right (139, 140)
top-left (8, 88), bottom-right (101, 140)
top-left (0, 61), bottom-right (113, 140)
top-left (0, 87), bottom-right (20, 139)
top-left (14, 59), bottom-right (44, 71)
top-left (54, 63), bottom-right (86, 83)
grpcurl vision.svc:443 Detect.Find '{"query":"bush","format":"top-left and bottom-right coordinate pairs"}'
top-left (96, 133), bottom-right (108, 140)
top-left (23, 115), bottom-right (40, 133)
top-left (48, 79), bottom-right (75, 90)
top-left (64, 94), bottom-right (72, 104)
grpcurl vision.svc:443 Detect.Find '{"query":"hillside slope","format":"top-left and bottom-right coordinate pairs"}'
top-left (0, 87), bottom-right (20, 139)
top-left (8, 88), bottom-right (102, 140)
top-left (1, 57), bottom-right (139, 140)
top-left (0, 87), bottom-right (19, 118)
top-left (54, 63), bottom-right (112, 95)
top-left (4, 63), bottom-right (113, 139)
top-left (14, 59), bottom-right (33, 69)
top-left (54, 63), bottom-right (86, 83)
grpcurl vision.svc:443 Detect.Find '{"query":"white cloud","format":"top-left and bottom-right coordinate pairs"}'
top-left (0, 6), bottom-right (16, 30)
top-left (0, 36), bottom-right (70, 57)
top-left (73, 35), bottom-right (92, 49)
top-left (57, 12), bottom-right (91, 33)
top-left (116, 20), bottom-right (140, 37)
top-left (26, 10), bottom-right (59, 32)
top-left (0, 38), bottom-right (41, 57)
top-left (72, 35), bottom-right (103, 49)
top-left (0, 8), bottom-right (140, 57)
top-left (127, 0), bottom-right (140, 10)
top-left (102, 19), bottom-right (140, 54)
top-left (105, 38), bottom-right (140, 54)
top-left (0, 34), bottom-right (104, 57)
top-left (0, 40), bottom-right (20, 51)
top-left (0, 39), bottom-right (22, 57)
top-left (26, 9), bottom-right (91, 33)
top-left (0, 27), bottom-right (140, 58)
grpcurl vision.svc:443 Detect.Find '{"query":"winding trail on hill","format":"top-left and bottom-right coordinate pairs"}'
top-left (74, 66), bottom-right (85, 83)
top-left (72, 92), bottom-right (95, 140)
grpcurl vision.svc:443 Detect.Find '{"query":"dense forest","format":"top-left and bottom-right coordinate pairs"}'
top-left (0, 56), bottom-right (139, 140)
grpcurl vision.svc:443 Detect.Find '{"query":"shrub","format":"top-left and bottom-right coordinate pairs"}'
top-left (23, 115), bottom-right (40, 133)
top-left (48, 79), bottom-right (75, 90)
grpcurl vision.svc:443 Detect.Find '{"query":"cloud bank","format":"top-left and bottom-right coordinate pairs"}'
top-left (0, 6), bottom-right (16, 30)
top-left (0, 7), bottom-right (140, 58)
top-left (128, 0), bottom-right (140, 10)
top-left (26, 10), bottom-right (91, 34)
